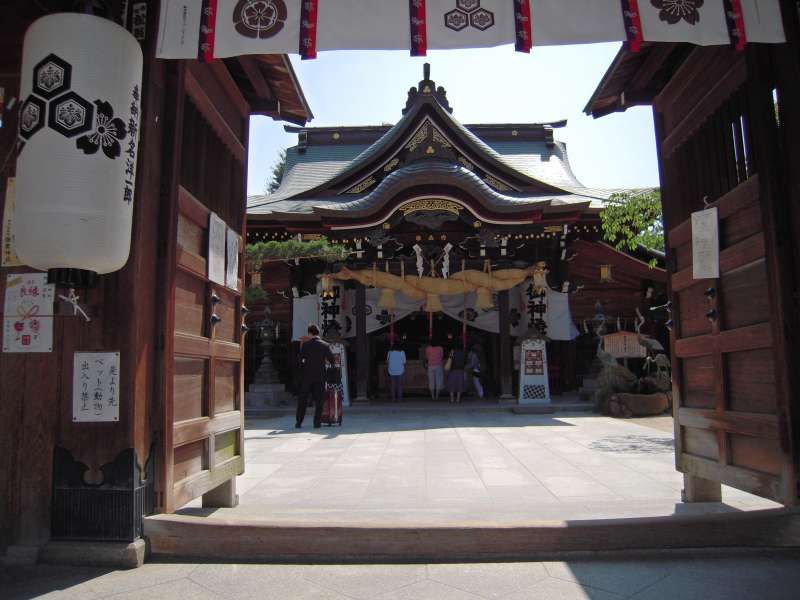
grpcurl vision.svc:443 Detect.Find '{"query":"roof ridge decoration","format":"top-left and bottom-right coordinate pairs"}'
top-left (342, 117), bottom-right (519, 195)
top-left (403, 63), bottom-right (452, 115)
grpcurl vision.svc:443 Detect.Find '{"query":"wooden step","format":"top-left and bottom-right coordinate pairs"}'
top-left (144, 508), bottom-right (800, 563)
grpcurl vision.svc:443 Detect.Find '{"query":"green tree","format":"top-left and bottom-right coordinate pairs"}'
top-left (266, 149), bottom-right (287, 193)
top-left (600, 189), bottom-right (664, 256)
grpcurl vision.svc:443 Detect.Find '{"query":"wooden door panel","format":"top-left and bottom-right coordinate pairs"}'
top-left (162, 178), bottom-right (244, 511)
top-left (726, 350), bottom-right (777, 414)
top-left (669, 174), bottom-right (790, 503)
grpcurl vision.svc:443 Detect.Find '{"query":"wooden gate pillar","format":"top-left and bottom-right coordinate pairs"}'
top-left (498, 290), bottom-right (513, 399)
top-left (354, 284), bottom-right (369, 403)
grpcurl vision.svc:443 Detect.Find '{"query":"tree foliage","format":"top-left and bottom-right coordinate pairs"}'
top-left (266, 149), bottom-right (287, 193)
top-left (600, 189), bottom-right (664, 256)
top-left (246, 238), bottom-right (351, 271)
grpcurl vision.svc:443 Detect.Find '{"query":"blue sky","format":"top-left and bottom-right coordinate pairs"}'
top-left (247, 43), bottom-right (659, 196)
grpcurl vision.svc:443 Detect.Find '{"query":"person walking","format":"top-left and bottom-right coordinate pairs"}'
top-left (466, 344), bottom-right (485, 400)
top-left (387, 342), bottom-right (406, 402)
top-left (424, 342), bottom-right (444, 401)
top-left (296, 324), bottom-right (335, 429)
top-left (447, 343), bottom-right (467, 404)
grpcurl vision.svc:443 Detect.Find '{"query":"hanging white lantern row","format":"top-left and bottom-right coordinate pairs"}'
top-left (14, 13), bottom-right (143, 288)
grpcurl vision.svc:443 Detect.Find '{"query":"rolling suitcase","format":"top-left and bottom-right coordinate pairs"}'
top-left (320, 385), bottom-right (343, 426)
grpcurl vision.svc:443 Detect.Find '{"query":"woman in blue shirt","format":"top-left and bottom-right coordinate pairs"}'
top-left (387, 342), bottom-right (407, 402)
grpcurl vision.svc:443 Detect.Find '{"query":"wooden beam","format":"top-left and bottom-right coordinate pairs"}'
top-left (209, 60), bottom-right (249, 117)
top-left (237, 56), bottom-right (273, 101)
top-left (629, 44), bottom-right (676, 94)
top-left (184, 69), bottom-right (245, 163)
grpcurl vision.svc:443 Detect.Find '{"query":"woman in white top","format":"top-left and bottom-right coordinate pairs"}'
top-left (386, 342), bottom-right (407, 402)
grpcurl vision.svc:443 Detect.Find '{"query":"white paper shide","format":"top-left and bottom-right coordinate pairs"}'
top-left (208, 212), bottom-right (227, 285)
top-left (226, 227), bottom-right (240, 290)
top-left (73, 351), bottom-right (120, 422)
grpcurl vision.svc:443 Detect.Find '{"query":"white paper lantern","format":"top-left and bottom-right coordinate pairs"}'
top-left (15, 13), bottom-right (143, 287)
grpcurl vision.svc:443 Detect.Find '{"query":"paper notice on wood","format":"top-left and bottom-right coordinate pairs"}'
top-left (692, 207), bottom-right (720, 279)
top-left (225, 227), bottom-right (240, 291)
top-left (3, 272), bottom-right (54, 353)
top-left (208, 212), bottom-right (226, 285)
top-left (2, 178), bottom-right (22, 267)
top-left (72, 352), bottom-right (120, 422)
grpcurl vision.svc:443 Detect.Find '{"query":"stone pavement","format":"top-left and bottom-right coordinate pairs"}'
top-left (3, 552), bottom-right (800, 599)
top-left (180, 411), bottom-right (776, 524)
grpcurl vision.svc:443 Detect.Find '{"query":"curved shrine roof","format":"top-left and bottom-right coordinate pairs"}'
top-left (248, 67), bottom-right (629, 222)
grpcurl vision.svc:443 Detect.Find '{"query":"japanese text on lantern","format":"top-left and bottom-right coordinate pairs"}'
top-left (72, 352), bottom-right (121, 422)
top-left (122, 85), bottom-right (139, 205)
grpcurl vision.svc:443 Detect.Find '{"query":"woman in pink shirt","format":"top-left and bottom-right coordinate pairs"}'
top-left (424, 343), bottom-right (444, 401)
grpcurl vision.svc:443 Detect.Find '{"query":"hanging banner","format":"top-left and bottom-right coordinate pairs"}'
top-left (292, 281), bottom-right (579, 341)
top-left (156, 0), bottom-right (785, 60)
top-left (518, 337), bottom-right (550, 404)
top-left (72, 351), bottom-right (120, 422)
top-left (2, 178), bottom-right (22, 267)
top-left (3, 272), bottom-right (55, 353)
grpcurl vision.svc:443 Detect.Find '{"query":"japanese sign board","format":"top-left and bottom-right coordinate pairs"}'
top-left (225, 227), bottom-right (240, 291)
top-left (524, 349), bottom-right (544, 375)
top-left (2, 178), bottom-right (22, 267)
top-left (208, 212), bottom-right (226, 285)
top-left (692, 207), bottom-right (720, 280)
top-left (603, 331), bottom-right (648, 359)
top-left (72, 352), bottom-right (120, 422)
top-left (518, 337), bottom-right (550, 405)
top-left (3, 273), bottom-right (54, 353)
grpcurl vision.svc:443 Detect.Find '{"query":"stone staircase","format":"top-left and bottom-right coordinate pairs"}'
top-left (245, 333), bottom-right (294, 414)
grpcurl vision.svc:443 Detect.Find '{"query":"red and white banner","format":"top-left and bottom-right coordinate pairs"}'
top-left (156, 0), bottom-right (786, 60)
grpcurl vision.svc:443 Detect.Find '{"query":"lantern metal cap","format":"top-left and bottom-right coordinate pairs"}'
top-left (47, 268), bottom-right (98, 289)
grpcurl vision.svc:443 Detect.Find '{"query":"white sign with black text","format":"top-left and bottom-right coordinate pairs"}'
top-left (692, 207), bottom-right (720, 280)
top-left (72, 351), bottom-right (121, 422)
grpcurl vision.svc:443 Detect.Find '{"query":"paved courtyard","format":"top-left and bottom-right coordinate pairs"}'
top-left (181, 411), bottom-right (776, 524)
top-left (4, 552), bottom-right (800, 599)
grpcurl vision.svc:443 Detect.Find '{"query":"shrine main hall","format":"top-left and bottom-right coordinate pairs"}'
top-left (246, 65), bottom-right (666, 403)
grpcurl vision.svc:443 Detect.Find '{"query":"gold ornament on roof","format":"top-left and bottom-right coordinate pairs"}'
top-left (431, 128), bottom-right (452, 148)
top-left (400, 199), bottom-right (461, 216)
top-left (406, 122), bottom-right (430, 152)
top-left (345, 176), bottom-right (377, 194)
top-left (483, 175), bottom-right (512, 192)
top-left (458, 157), bottom-right (475, 171)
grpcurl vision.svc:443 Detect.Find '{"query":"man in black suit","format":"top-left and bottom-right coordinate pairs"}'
top-left (296, 323), bottom-right (335, 429)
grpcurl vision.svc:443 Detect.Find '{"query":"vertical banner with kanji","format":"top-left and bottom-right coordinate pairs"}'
top-left (3, 272), bottom-right (55, 353)
top-left (72, 351), bottom-right (121, 422)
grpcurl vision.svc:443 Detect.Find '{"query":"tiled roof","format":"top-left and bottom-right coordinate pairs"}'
top-left (247, 84), bottom-right (631, 217)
